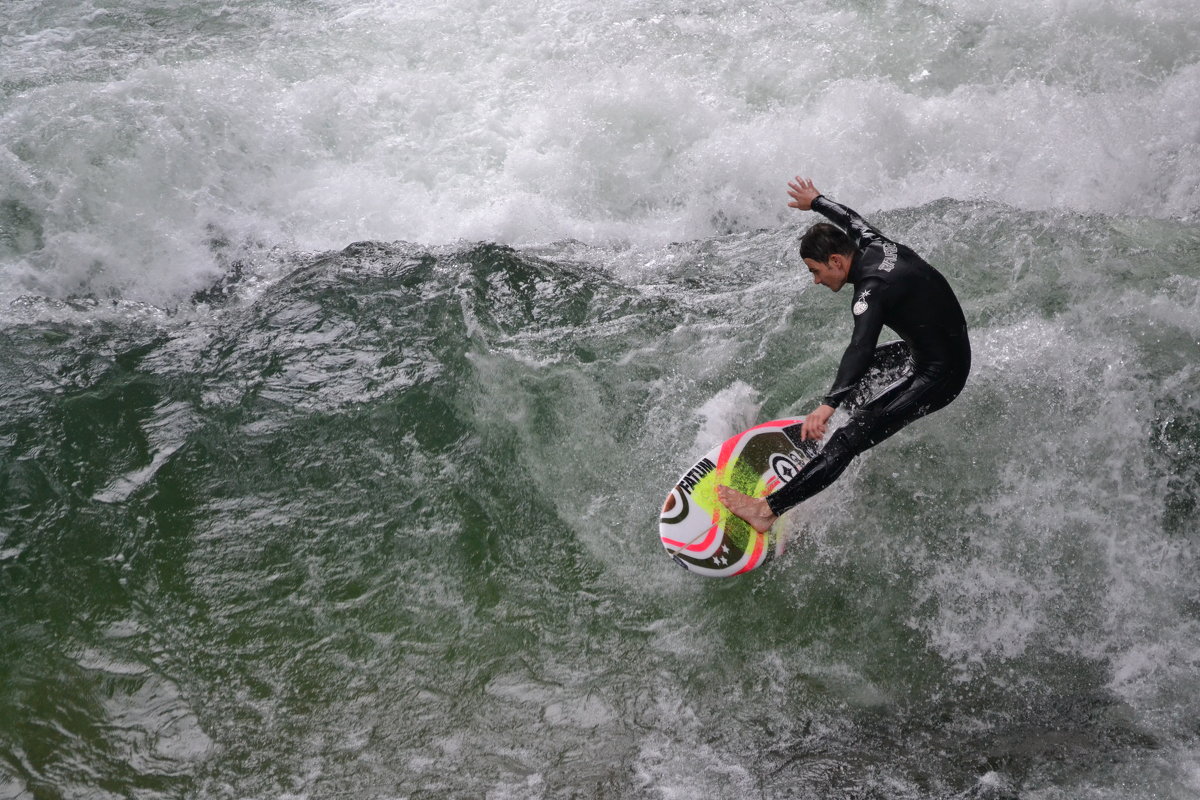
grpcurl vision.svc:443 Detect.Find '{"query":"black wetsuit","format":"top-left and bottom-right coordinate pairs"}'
top-left (765, 195), bottom-right (971, 516)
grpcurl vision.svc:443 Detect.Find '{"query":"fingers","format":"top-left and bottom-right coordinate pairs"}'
top-left (800, 419), bottom-right (826, 441)
top-left (786, 176), bottom-right (818, 210)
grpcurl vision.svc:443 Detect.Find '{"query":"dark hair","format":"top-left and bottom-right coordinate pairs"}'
top-left (799, 223), bottom-right (855, 263)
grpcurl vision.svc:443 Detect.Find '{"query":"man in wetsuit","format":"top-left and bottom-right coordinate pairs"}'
top-left (717, 176), bottom-right (971, 533)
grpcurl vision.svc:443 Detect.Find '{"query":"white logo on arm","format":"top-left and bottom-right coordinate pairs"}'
top-left (853, 289), bottom-right (871, 316)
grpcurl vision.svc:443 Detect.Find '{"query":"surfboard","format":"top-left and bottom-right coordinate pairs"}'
top-left (658, 418), bottom-right (817, 577)
top-left (659, 340), bottom-right (912, 578)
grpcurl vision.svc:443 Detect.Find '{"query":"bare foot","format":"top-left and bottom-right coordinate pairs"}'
top-left (716, 485), bottom-right (778, 534)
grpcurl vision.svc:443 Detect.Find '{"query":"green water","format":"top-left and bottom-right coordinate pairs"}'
top-left (2, 203), bottom-right (1199, 798)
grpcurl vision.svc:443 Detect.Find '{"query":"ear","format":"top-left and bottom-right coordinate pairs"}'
top-left (830, 253), bottom-right (852, 274)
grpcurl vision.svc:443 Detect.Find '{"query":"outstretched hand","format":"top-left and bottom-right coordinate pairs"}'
top-left (787, 176), bottom-right (820, 211)
top-left (801, 404), bottom-right (835, 441)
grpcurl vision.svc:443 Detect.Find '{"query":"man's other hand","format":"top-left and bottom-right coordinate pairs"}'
top-left (801, 404), bottom-right (835, 440)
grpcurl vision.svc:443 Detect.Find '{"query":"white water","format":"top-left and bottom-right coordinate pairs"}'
top-left (2, 0), bottom-right (1198, 302)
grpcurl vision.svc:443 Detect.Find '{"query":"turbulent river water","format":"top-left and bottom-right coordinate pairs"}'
top-left (2, 1), bottom-right (1199, 798)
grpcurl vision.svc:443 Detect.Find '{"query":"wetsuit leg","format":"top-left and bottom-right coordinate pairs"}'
top-left (765, 368), bottom-right (969, 516)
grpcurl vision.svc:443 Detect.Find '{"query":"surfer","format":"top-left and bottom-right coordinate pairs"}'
top-left (717, 177), bottom-right (971, 533)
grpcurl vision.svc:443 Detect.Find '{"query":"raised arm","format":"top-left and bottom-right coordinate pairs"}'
top-left (787, 176), bottom-right (889, 250)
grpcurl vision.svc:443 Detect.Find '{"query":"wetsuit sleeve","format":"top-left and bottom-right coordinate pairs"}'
top-left (812, 195), bottom-right (889, 250)
top-left (823, 278), bottom-right (889, 408)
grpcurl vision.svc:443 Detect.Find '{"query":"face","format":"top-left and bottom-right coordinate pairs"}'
top-left (803, 254), bottom-right (852, 292)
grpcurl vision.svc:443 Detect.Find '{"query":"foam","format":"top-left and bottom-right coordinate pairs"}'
top-left (689, 380), bottom-right (762, 456)
top-left (2, 0), bottom-right (1198, 301)
top-left (896, 263), bottom-right (1200, 741)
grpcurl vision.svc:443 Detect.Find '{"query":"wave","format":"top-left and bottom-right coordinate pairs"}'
top-left (2, 0), bottom-right (1199, 302)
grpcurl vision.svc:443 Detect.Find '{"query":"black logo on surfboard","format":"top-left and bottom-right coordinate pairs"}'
top-left (770, 453), bottom-right (800, 483)
top-left (676, 458), bottom-right (715, 495)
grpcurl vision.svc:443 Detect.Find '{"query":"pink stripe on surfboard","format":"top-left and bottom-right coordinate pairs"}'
top-left (717, 418), bottom-right (798, 573)
top-left (660, 523), bottom-right (719, 552)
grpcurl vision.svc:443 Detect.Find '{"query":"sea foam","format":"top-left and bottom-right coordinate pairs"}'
top-left (1, 0), bottom-right (1198, 302)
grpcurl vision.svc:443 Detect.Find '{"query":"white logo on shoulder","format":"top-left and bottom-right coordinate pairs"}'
top-left (853, 289), bottom-right (871, 316)
top-left (879, 241), bottom-right (898, 272)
